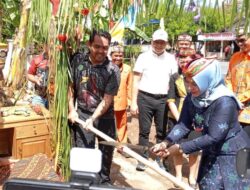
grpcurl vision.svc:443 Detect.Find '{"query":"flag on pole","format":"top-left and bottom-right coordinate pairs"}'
top-left (193, 7), bottom-right (201, 23)
top-left (110, 2), bottom-right (138, 43)
top-left (110, 17), bottom-right (126, 43)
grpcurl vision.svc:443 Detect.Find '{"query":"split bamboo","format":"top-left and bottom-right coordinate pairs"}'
top-left (75, 118), bottom-right (194, 190)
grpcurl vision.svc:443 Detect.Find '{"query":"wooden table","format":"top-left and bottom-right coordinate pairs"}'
top-left (0, 105), bottom-right (52, 159)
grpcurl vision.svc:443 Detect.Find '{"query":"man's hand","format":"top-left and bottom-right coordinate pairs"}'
top-left (130, 103), bottom-right (139, 115)
top-left (83, 117), bottom-right (94, 130)
top-left (68, 109), bottom-right (79, 123)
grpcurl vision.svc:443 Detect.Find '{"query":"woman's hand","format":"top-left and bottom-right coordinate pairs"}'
top-left (151, 142), bottom-right (167, 152)
top-left (150, 142), bottom-right (169, 158)
top-left (150, 143), bottom-right (183, 158)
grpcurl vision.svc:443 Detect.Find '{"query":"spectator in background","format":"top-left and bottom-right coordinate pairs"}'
top-left (131, 29), bottom-right (178, 171)
top-left (225, 30), bottom-right (250, 138)
top-left (176, 34), bottom-right (193, 54)
top-left (224, 44), bottom-right (231, 60)
top-left (165, 34), bottom-right (193, 136)
top-left (27, 44), bottom-right (49, 108)
top-left (110, 44), bottom-right (132, 146)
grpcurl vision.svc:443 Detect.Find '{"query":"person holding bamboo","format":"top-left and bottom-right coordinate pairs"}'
top-left (167, 48), bottom-right (202, 188)
top-left (151, 57), bottom-right (250, 189)
top-left (68, 29), bottom-right (120, 185)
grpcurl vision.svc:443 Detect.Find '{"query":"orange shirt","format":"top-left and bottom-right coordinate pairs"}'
top-left (114, 64), bottom-right (132, 111)
top-left (225, 51), bottom-right (250, 123)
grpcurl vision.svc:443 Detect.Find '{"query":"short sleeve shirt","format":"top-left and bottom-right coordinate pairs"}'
top-left (133, 49), bottom-right (178, 94)
top-left (28, 54), bottom-right (49, 97)
top-left (71, 52), bottom-right (120, 118)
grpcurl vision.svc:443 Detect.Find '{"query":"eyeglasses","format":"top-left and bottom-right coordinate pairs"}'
top-left (236, 38), bottom-right (247, 43)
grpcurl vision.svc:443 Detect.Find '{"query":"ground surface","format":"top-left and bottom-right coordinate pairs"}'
top-left (110, 116), bottom-right (190, 190)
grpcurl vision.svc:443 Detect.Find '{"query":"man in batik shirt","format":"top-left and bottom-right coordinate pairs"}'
top-left (225, 30), bottom-right (250, 137)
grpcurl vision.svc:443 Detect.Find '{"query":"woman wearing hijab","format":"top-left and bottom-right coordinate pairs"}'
top-left (151, 58), bottom-right (250, 190)
top-left (167, 48), bottom-right (202, 188)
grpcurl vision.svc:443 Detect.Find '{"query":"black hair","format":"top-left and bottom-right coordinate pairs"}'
top-left (89, 29), bottom-right (111, 45)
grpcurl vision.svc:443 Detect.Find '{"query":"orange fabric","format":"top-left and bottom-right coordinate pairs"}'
top-left (115, 110), bottom-right (128, 143)
top-left (114, 64), bottom-right (132, 111)
top-left (225, 51), bottom-right (250, 123)
top-left (114, 63), bottom-right (131, 143)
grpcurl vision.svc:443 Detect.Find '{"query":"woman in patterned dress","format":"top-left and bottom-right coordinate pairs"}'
top-left (151, 57), bottom-right (250, 190)
top-left (167, 48), bottom-right (202, 188)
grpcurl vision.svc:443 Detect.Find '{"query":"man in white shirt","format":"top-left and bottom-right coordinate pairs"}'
top-left (131, 29), bottom-right (178, 171)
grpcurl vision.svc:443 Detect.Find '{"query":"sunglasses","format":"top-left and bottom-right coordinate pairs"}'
top-left (236, 38), bottom-right (247, 43)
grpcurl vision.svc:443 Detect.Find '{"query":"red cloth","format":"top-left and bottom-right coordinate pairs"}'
top-left (28, 54), bottom-right (48, 75)
top-left (49, 0), bottom-right (60, 16)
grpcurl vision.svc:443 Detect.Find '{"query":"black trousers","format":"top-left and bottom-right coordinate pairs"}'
top-left (70, 112), bottom-right (116, 183)
top-left (137, 91), bottom-right (168, 156)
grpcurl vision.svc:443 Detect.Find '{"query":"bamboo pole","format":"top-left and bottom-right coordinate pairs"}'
top-left (75, 118), bottom-right (193, 190)
top-left (8, 0), bottom-right (31, 88)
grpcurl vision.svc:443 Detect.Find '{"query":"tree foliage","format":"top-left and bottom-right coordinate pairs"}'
top-left (0, 0), bottom-right (20, 42)
top-left (0, 0), bottom-right (248, 43)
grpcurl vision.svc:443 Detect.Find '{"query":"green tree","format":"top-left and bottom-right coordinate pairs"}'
top-left (0, 0), bottom-right (20, 42)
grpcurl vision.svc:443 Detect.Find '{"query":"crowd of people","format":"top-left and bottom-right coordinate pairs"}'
top-left (26, 28), bottom-right (250, 189)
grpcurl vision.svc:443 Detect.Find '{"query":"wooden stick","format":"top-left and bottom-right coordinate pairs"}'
top-left (75, 118), bottom-right (193, 190)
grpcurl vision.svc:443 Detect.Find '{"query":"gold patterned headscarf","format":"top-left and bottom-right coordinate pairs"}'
top-left (183, 58), bottom-right (242, 109)
top-left (183, 58), bottom-right (213, 77)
